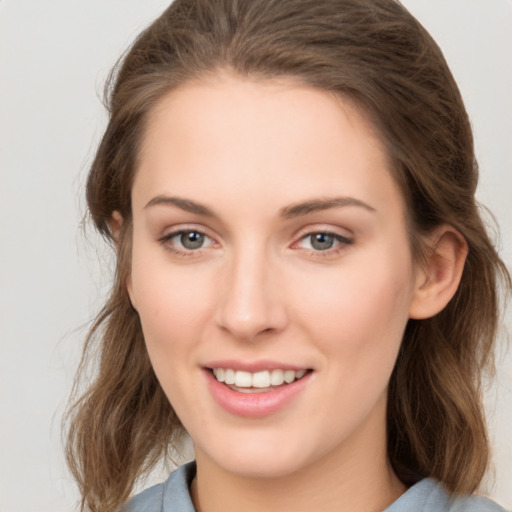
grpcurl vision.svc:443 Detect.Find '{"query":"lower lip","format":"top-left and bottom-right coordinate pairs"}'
top-left (205, 370), bottom-right (312, 418)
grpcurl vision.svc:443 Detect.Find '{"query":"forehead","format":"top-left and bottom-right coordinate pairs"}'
top-left (133, 73), bottom-right (403, 220)
top-left (142, 73), bottom-right (384, 159)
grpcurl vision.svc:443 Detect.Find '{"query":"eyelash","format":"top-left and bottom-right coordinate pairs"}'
top-left (158, 229), bottom-right (353, 258)
top-left (292, 231), bottom-right (353, 257)
top-left (158, 228), bottom-right (216, 257)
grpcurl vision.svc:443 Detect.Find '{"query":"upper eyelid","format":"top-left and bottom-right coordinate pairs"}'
top-left (160, 228), bottom-right (211, 240)
top-left (291, 224), bottom-right (353, 240)
top-left (294, 232), bottom-right (352, 246)
top-left (299, 229), bottom-right (352, 239)
top-left (159, 224), bottom-right (216, 239)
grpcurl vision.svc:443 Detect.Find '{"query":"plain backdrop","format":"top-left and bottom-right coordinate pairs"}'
top-left (0, 1), bottom-right (511, 511)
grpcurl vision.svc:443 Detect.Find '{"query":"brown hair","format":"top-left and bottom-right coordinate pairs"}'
top-left (66, 0), bottom-right (511, 510)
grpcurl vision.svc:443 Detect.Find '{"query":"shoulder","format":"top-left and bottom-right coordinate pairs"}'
top-left (385, 478), bottom-right (508, 512)
top-left (122, 462), bottom-right (197, 512)
top-left (122, 483), bottom-right (165, 512)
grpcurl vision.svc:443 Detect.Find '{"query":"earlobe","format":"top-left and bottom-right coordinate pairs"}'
top-left (409, 226), bottom-right (468, 319)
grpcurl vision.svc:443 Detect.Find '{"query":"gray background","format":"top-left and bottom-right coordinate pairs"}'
top-left (1, 1), bottom-right (511, 510)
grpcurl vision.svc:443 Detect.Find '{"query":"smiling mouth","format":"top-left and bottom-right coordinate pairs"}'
top-left (210, 368), bottom-right (311, 393)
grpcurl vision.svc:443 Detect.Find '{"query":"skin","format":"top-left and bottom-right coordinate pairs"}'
top-left (124, 73), bottom-right (466, 512)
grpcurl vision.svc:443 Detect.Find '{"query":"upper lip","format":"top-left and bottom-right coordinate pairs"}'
top-left (203, 359), bottom-right (311, 372)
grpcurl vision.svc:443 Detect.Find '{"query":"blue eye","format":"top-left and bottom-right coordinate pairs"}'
top-left (161, 230), bottom-right (215, 252)
top-left (309, 233), bottom-right (336, 250)
top-left (298, 232), bottom-right (352, 252)
top-left (178, 231), bottom-right (206, 250)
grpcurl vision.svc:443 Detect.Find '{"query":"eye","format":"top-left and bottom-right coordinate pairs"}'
top-left (176, 231), bottom-right (207, 250)
top-left (306, 233), bottom-right (337, 251)
top-left (295, 231), bottom-right (352, 252)
top-left (159, 229), bottom-right (216, 253)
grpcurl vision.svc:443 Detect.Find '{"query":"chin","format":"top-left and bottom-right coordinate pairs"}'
top-left (194, 428), bottom-right (330, 480)
top-left (217, 454), bottom-right (308, 479)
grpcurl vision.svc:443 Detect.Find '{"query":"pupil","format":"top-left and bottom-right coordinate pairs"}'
top-left (181, 232), bottom-right (204, 249)
top-left (311, 233), bottom-right (334, 250)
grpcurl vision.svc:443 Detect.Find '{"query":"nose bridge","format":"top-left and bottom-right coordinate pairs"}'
top-left (216, 241), bottom-right (286, 340)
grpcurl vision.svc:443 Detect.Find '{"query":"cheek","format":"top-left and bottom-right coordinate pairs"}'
top-left (130, 263), bottom-right (212, 412)
top-left (129, 244), bottom-right (212, 358)
top-left (292, 252), bottom-right (415, 435)
top-left (293, 250), bottom-right (414, 361)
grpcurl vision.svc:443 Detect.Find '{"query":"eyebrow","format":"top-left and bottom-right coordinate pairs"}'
top-left (145, 195), bottom-right (216, 217)
top-left (280, 197), bottom-right (376, 218)
top-left (144, 195), bottom-right (376, 218)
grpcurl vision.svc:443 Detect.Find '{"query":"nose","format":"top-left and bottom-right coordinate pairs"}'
top-left (215, 246), bottom-right (288, 341)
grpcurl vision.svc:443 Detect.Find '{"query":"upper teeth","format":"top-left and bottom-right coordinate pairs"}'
top-left (213, 368), bottom-right (307, 388)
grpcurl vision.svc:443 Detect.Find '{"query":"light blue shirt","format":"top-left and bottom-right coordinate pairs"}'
top-left (123, 462), bottom-right (507, 512)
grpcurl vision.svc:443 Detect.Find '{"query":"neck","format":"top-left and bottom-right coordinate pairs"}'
top-left (191, 401), bottom-right (406, 512)
top-left (192, 458), bottom-right (404, 512)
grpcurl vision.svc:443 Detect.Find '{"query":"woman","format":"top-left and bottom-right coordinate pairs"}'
top-left (66, 0), bottom-right (511, 511)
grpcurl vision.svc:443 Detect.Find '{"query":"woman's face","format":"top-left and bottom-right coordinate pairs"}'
top-left (128, 74), bottom-right (421, 479)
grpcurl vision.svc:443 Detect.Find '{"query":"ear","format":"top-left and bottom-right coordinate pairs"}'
top-left (110, 211), bottom-right (137, 310)
top-left (110, 210), bottom-right (123, 247)
top-left (409, 226), bottom-right (468, 319)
